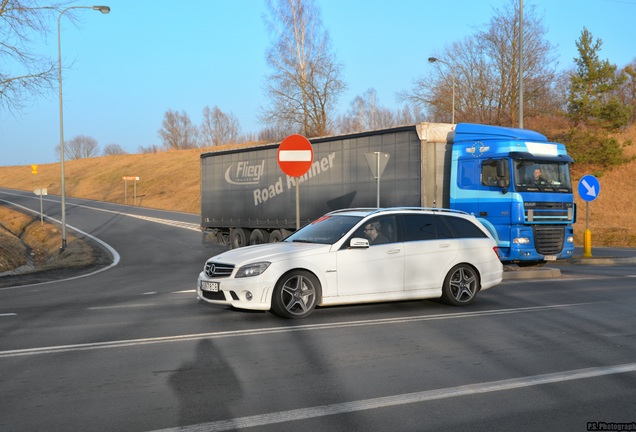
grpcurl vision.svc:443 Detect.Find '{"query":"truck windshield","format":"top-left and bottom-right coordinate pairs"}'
top-left (513, 160), bottom-right (572, 193)
top-left (285, 215), bottom-right (363, 244)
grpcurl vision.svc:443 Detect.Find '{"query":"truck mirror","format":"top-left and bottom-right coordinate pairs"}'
top-left (496, 159), bottom-right (507, 178)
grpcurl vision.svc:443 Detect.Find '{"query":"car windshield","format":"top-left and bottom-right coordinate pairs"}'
top-left (285, 215), bottom-right (363, 244)
top-left (513, 160), bottom-right (572, 193)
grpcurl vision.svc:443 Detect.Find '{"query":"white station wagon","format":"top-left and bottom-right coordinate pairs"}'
top-left (197, 208), bottom-right (503, 318)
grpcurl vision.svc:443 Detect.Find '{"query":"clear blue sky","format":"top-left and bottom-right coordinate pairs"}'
top-left (1, 0), bottom-right (635, 167)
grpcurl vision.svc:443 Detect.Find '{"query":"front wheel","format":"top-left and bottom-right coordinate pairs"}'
top-left (271, 270), bottom-right (321, 319)
top-left (440, 264), bottom-right (480, 306)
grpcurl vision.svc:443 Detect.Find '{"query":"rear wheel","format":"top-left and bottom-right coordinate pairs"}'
top-left (440, 264), bottom-right (480, 306)
top-left (271, 270), bottom-right (320, 319)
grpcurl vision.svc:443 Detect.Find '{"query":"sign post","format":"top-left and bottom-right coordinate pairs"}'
top-left (123, 176), bottom-right (140, 205)
top-left (33, 188), bottom-right (47, 225)
top-left (577, 174), bottom-right (601, 258)
top-left (365, 152), bottom-right (390, 208)
top-left (277, 134), bottom-right (313, 229)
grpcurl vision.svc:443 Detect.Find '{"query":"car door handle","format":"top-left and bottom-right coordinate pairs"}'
top-left (438, 242), bottom-right (451, 248)
top-left (387, 249), bottom-right (401, 254)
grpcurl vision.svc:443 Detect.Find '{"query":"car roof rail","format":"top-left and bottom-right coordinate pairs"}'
top-left (326, 207), bottom-right (469, 216)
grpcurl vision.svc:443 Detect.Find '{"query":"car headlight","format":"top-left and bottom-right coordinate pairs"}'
top-left (235, 262), bottom-right (271, 278)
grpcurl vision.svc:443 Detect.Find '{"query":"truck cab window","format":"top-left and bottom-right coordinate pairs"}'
top-left (481, 159), bottom-right (509, 187)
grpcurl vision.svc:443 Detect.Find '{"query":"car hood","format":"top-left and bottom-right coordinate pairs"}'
top-left (210, 242), bottom-right (331, 265)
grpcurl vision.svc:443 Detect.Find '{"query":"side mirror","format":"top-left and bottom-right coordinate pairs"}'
top-left (349, 237), bottom-right (370, 249)
top-left (496, 159), bottom-right (507, 178)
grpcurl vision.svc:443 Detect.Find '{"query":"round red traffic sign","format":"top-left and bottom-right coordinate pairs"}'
top-left (277, 134), bottom-right (314, 177)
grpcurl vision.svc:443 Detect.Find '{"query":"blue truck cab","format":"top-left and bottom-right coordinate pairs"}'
top-left (449, 123), bottom-right (575, 263)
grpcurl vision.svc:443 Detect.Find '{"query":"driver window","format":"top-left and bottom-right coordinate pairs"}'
top-left (355, 216), bottom-right (398, 246)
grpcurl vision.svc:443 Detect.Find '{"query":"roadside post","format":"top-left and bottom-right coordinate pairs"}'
top-left (578, 174), bottom-right (601, 258)
top-left (277, 135), bottom-right (313, 230)
top-left (31, 165), bottom-right (38, 189)
top-left (33, 188), bottom-right (48, 225)
top-left (123, 176), bottom-right (140, 205)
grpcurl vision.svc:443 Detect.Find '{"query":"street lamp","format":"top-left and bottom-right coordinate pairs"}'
top-left (428, 57), bottom-right (455, 124)
top-left (58, 5), bottom-right (110, 250)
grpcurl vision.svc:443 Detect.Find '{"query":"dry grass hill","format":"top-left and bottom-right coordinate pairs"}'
top-left (1, 129), bottom-right (636, 258)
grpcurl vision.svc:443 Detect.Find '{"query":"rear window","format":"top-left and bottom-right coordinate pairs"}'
top-left (401, 214), bottom-right (454, 241)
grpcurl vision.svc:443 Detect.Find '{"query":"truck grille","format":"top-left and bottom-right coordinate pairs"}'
top-left (524, 202), bottom-right (574, 223)
top-left (204, 262), bottom-right (235, 278)
top-left (533, 226), bottom-right (564, 255)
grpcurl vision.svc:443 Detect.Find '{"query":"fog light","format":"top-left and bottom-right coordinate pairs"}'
top-left (245, 291), bottom-right (253, 301)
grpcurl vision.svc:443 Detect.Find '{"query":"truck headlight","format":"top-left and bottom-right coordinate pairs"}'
top-left (236, 262), bottom-right (271, 278)
top-left (566, 235), bottom-right (574, 243)
top-left (513, 237), bottom-right (531, 244)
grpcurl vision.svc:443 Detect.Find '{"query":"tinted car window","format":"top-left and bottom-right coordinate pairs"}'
top-left (402, 214), bottom-right (438, 241)
top-left (439, 215), bottom-right (487, 238)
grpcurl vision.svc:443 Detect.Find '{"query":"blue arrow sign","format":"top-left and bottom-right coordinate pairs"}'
top-left (578, 174), bottom-right (600, 202)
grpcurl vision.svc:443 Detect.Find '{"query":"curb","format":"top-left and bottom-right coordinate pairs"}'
top-left (561, 256), bottom-right (636, 266)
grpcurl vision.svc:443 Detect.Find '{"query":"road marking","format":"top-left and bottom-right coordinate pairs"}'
top-left (148, 362), bottom-right (636, 432)
top-left (87, 304), bottom-right (158, 311)
top-left (174, 289), bottom-right (196, 294)
top-left (0, 303), bottom-right (591, 358)
top-left (0, 313), bottom-right (17, 317)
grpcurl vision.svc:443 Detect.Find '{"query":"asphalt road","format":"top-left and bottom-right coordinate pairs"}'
top-left (1, 188), bottom-right (635, 432)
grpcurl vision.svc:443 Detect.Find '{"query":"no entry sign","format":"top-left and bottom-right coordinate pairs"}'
top-left (278, 134), bottom-right (313, 177)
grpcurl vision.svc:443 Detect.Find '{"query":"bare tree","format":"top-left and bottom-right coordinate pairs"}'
top-left (55, 134), bottom-right (99, 160)
top-left (200, 105), bottom-right (241, 147)
top-left (400, 0), bottom-right (557, 126)
top-left (262, 0), bottom-right (346, 137)
top-left (0, 0), bottom-right (72, 113)
top-left (338, 88), bottom-right (425, 134)
top-left (103, 143), bottom-right (127, 156)
top-left (138, 144), bottom-right (161, 154)
top-left (158, 109), bottom-right (199, 150)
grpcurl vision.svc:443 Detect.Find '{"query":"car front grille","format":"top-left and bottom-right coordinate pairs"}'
top-left (204, 262), bottom-right (235, 278)
top-left (533, 226), bottom-right (564, 255)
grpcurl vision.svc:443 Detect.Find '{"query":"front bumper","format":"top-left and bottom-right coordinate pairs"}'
top-left (197, 271), bottom-right (273, 311)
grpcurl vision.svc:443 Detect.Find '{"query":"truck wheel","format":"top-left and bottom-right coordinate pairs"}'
top-left (249, 229), bottom-right (269, 245)
top-left (440, 264), bottom-right (480, 306)
top-left (271, 270), bottom-right (321, 319)
top-left (269, 230), bottom-right (283, 243)
top-left (229, 228), bottom-right (249, 249)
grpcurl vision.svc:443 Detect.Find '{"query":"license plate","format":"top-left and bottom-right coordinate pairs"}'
top-left (544, 255), bottom-right (557, 261)
top-left (201, 281), bottom-right (219, 292)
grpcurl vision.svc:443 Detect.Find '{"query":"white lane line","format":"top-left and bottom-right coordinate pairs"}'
top-left (0, 303), bottom-right (590, 358)
top-left (0, 192), bottom-right (199, 231)
top-left (174, 289), bottom-right (196, 294)
top-left (0, 313), bottom-right (17, 317)
top-left (0, 201), bottom-right (121, 291)
top-left (87, 304), bottom-right (158, 311)
top-left (148, 362), bottom-right (636, 432)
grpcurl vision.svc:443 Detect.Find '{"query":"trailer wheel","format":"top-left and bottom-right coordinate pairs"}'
top-left (229, 228), bottom-right (249, 249)
top-left (249, 229), bottom-right (270, 245)
top-left (269, 230), bottom-right (283, 243)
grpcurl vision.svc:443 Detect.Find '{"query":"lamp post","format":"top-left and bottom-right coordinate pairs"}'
top-left (428, 57), bottom-right (455, 124)
top-left (58, 5), bottom-right (110, 250)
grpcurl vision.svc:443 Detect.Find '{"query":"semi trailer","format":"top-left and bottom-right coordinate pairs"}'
top-left (200, 122), bottom-right (575, 262)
